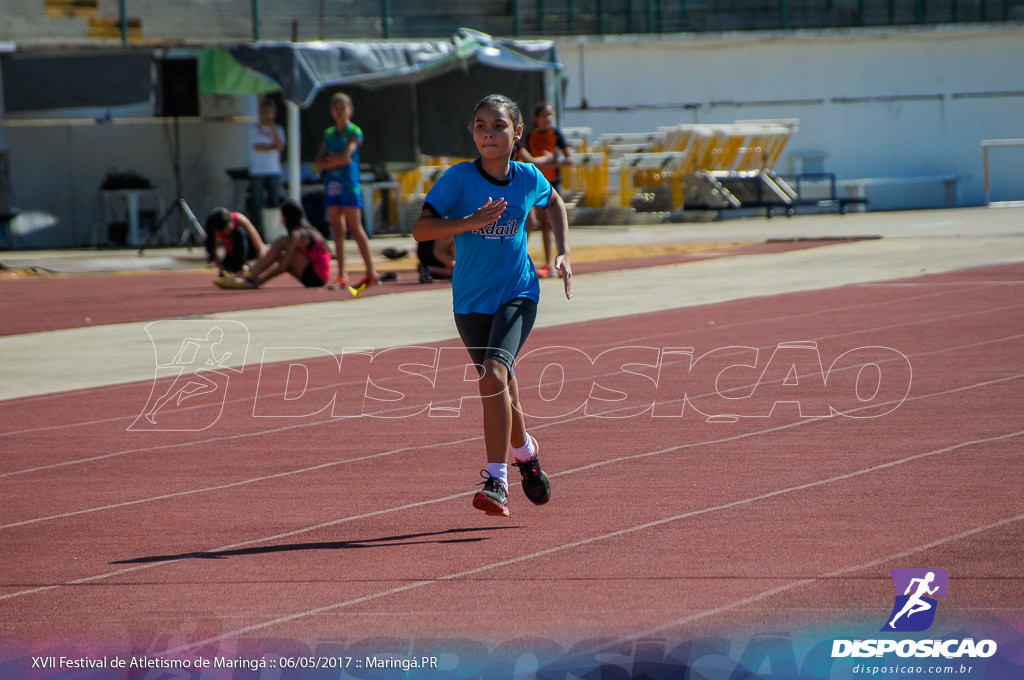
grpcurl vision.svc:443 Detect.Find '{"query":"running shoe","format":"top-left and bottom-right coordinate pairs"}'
top-left (512, 437), bottom-right (551, 505)
top-left (355, 273), bottom-right (380, 289)
top-left (418, 263), bottom-right (433, 284)
top-left (327, 275), bottom-right (350, 290)
top-left (214, 275), bottom-right (254, 289)
top-left (472, 471), bottom-right (510, 516)
top-left (536, 264), bottom-right (555, 278)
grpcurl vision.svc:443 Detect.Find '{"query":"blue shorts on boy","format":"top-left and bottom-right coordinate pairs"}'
top-left (423, 159), bottom-right (552, 315)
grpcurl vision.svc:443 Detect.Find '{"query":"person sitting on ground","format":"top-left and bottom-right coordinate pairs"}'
top-left (417, 234), bottom-right (455, 283)
top-left (215, 199), bottom-right (331, 290)
top-left (204, 208), bottom-right (265, 277)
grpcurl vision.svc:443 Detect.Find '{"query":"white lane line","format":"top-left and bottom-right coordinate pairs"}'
top-left (155, 429), bottom-right (1024, 656)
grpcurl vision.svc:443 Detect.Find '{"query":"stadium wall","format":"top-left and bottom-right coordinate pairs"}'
top-left (558, 23), bottom-right (1024, 210)
top-left (1, 23), bottom-right (1022, 248)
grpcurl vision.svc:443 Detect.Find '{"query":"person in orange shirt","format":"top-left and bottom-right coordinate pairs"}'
top-left (520, 102), bottom-right (573, 278)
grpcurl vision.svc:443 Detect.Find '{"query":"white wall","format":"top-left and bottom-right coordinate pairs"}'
top-left (3, 24), bottom-right (1024, 248)
top-left (557, 24), bottom-right (1024, 208)
top-left (3, 94), bottom-right (252, 248)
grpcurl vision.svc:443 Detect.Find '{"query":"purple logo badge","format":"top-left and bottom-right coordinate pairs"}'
top-left (881, 568), bottom-right (949, 632)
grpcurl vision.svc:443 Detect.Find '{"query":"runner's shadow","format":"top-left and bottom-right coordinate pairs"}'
top-left (112, 526), bottom-right (522, 565)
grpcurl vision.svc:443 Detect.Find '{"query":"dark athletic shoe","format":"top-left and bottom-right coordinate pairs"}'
top-left (472, 471), bottom-right (510, 516)
top-left (512, 438), bottom-right (551, 505)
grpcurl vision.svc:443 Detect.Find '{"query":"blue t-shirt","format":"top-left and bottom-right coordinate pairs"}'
top-left (323, 123), bottom-right (362, 191)
top-left (424, 159), bottom-right (552, 315)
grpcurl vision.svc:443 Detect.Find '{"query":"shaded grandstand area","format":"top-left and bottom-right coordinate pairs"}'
top-left (3, 0), bottom-right (1023, 44)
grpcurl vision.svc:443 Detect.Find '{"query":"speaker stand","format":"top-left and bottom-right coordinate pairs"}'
top-left (138, 117), bottom-right (204, 254)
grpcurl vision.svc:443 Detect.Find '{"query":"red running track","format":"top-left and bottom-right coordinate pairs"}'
top-left (0, 261), bottom-right (1022, 671)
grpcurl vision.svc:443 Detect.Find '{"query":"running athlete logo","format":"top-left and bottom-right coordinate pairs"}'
top-left (881, 568), bottom-right (949, 632)
top-left (130, 320), bottom-right (249, 431)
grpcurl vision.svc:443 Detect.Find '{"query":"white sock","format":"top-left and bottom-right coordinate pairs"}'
top-left (486, 462), bottom-right (508, 490)
top-left (510, 435), bottom-right (536, 463)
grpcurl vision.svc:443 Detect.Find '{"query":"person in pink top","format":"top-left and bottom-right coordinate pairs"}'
top-left (216, 199), bottom-right (330, 289)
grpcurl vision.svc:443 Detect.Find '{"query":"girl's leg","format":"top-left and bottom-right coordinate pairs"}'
top-left (478, 298), bottom-right (537, 454)
top-left (456, 299), bottom-right (541, 514)
top-left (248, 236), bottom-right (289, 281)
top-left (472, 358), bottom-right (523, 517)
top-left (507, 367), bottom-right (549, 505)
top-left (327, 205), bottom-right (347, 280)
top-left (251, 235), bottom-right (309, 287)
top-left (342, 205), bottom-right (378, 281)
top-left (478, 358), bottom-right (512, 465)
top-left (507, 374), bottom-right (528, 449)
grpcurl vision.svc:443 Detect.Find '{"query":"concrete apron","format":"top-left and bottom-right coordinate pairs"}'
top-left (1, 207), bottom-right (1023, 401)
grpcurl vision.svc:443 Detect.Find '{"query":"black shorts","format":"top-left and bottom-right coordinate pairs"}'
top-left (453, 297), bottom-right (538, 378)
top-left (300, 262), bottom-right (326, 288)
top-left (222, 252), bottom-right (247, 274)
top-left (222, 230), bottom-right (259, 273)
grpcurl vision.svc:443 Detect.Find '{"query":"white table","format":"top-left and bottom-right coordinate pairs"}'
top-left (99, 188), bottom-right (164, 247)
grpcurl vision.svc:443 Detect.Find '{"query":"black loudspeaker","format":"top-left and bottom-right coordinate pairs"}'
top-left (157, 57), bottom-right (200, 118)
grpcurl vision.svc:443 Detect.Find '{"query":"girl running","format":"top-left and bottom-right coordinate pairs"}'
top-left (413, 94), bottom-right (573, 517)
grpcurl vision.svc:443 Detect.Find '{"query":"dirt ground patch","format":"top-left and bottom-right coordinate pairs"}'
top-left (0, 241), bottom-right (756, 278)
top-left (380, 241), bottom-right (755, 271)
top-left (545, 240), bottom-right (754, 263)
top-left (0, 266), bottom-right (51, 280)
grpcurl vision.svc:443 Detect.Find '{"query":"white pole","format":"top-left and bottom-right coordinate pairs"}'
top-left (287, 100), bottom-right (301, 201)
top-left (980, 138), bottom-right (1024, 206)
top-left (983, 146), bottom-right (990, 205)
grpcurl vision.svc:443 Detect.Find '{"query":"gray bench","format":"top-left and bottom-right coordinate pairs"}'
top-left (838, 175), bottom-right (962, 210)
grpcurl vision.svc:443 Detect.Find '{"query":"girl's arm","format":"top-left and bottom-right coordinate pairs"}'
top-left (314, 141), bottom-right (331, 170)
top-left (558, 144), bottom-right (574, 166)
top-left (519, 147), bottom-right (554, 167)
top-left (334, 139), bottom-right (358, 167)
top-left (412, 198), bottom-right (508, 242)
top-left (319, 139), bottom-right (358, 171)
top-left (315, 137), bottom-right (353, 171)
top-left (543, 190), bottom-right (573, 300)
top-left (211, 251), bottom-right (225, 275)
top-left (205, 232), bottom-right (223, 272)
top-left (235, 213), bottom-right (267, 251)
